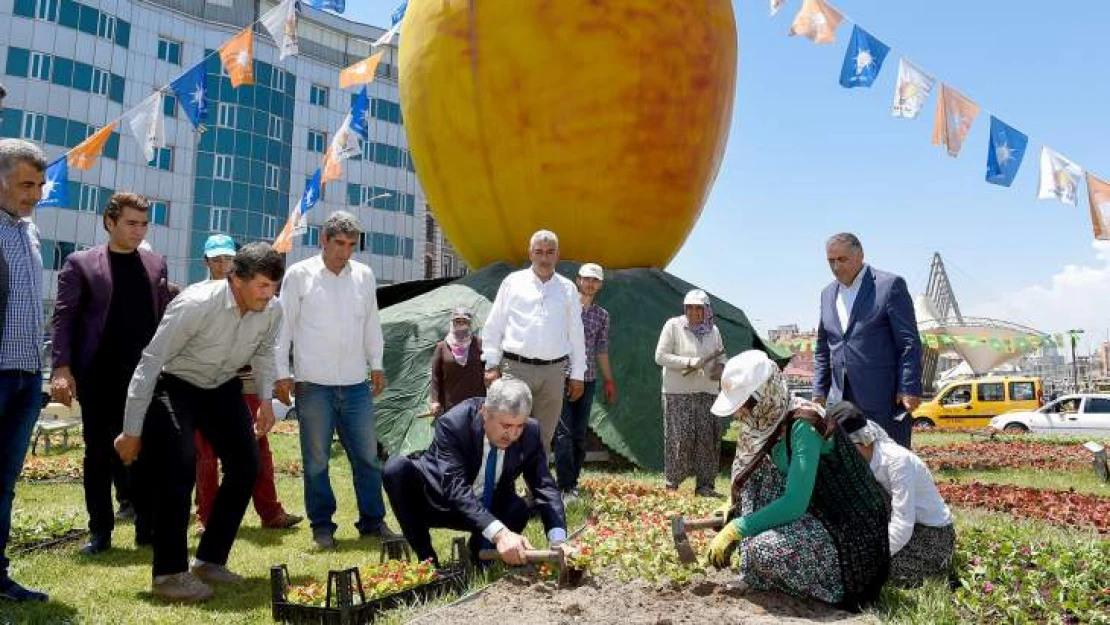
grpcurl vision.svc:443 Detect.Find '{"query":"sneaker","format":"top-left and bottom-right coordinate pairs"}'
top-left (358, 520), bottom-right (399, 540)
top-left (115, 501), bottom-right (136, 521)
top-left (262, 512), bottom-right (304, 529)
top-left (561, 489), bottom-right (580, 505)
top-left (79, 533), bottom-right (111, 555)
top-left (0, 578), bottom-right (48, 602)
top-left (151, 572), bottom-right (213, 603)
top-left (189, 561), bottom-right (245, 585)
top-left (313, 530), bottom-right (337, 549)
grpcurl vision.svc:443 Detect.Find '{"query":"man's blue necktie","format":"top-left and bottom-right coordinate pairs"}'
top-left (482, 445), bottom-right (498, 510)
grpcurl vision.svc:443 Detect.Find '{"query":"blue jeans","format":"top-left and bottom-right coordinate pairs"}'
top-left (554, 380), bottom-right (596, 492)
top-left (295, 381), bottom-right (385, 535)
top-left (0, 371), bottom-right (41, 578)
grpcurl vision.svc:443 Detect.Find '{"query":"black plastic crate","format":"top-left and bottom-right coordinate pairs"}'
top-left (270, 562), bottom-right (467, 624)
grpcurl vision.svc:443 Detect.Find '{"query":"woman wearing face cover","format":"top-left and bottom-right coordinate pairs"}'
top-left (705, 350), bottom-right (890, 612)
top-left (654, 289), bottom-right (728, 497)
top-left (839, 406), bottom-right (955, 588)
top-left (429, 306), bottom-right (486, 417)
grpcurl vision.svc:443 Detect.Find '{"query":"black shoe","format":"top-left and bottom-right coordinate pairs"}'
top-left (0, 578), bottom-right (48, 602)
top-left (358, 521), bottom-right (400, 540)
top-left (115, 501), bottom-right (136, 521)
top-left (79, 533), bottom-right (111, 555)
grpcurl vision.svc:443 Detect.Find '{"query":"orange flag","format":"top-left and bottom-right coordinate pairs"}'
top-left (931, 84), bottom-right (979, 157)
top-left (67, 121), bottom-right (117, 170)
top-left (219, 27), bottom-right (255, 87)
top-left (339, 52), bottom-right (383, 89)
top-left (789, 0), bottom-right (843, 44)
top-left (1087, 173), bottom-right (1110, 241)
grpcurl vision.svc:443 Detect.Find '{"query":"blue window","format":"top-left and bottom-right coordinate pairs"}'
top-left (147, 147), bottom-right (173, 171)
top-left (303, 226), bottom-right (320, 247)
top-left (0, 109), bottom-right (24, 138)
top-left (157, 37), bottom-right (181, 65)
top-left (108, 74), bottom-right (125, 103)
top-left (45, 115), bottom-right (67, 145)
top-left (29, 52), bottom-right (52, 81)
top-left (65, 120), bottom-right (87, 147)
top-left (18, 0), bottom-right (59, 20)
top-left (103, 131), bottom-right (119, 159)
top-left (148, 201), bottom-right (169, 226)
top-left (13, 0), bottom-right (36, 18)
top-left (163, 94), bottom-right (177, 118)
top-left (71, 61), bottom-right (92, 91)
top-left (77, 3), bottom-right (97, 35)
top-left (5, 48), bottom-right (30, 77)
top-left (58, 0), bottom-right (78, 28)
top-left (115, 19), bottom-right (130, 48)
top-left (51, 56), bottom-right (74, 87)
top-left (307, 130), bottom-right (326, 153)
top-left (309, 84), bottom-right (329, 107)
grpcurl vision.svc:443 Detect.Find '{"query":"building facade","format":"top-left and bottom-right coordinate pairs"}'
top-left (1, 0), bottom-right (463, 316)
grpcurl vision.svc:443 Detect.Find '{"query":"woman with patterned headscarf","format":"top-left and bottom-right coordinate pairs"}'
top-left (428, 306), bottom-right (486, 417)
top-left (654, 289), bottom-right (728, 497)
top-left (839, 406), bottom-right (955, 588)
top-left (704, 350), bottom-right (891, 612)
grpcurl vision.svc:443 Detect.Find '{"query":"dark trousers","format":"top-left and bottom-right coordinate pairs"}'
top-left (0, 370), bottom-right (41, 579)
top-left (554, 380), bottom-right (596, 492)
top-left (382, 455), bottom-right (529, 566)
top-left (842, 377), bottom-right (912, 448)
top-left (79, 379), bottom-right (138, 537)
top-left (134, 374), bottom-right (258, 576)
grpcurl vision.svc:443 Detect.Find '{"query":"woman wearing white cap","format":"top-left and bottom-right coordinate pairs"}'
top-left (838, 406), bottom-right (955, 588)
top-left (653, 289), bottom-right (727, 497)
top-left (705, 350), bottom-right (890, 611)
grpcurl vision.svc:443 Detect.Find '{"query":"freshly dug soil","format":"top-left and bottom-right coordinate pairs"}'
top-left (425, 570), bottom-right (869, 624)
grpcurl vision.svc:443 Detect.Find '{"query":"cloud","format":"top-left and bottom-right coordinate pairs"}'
top-left (967, 241), bottom-right (1110, 342)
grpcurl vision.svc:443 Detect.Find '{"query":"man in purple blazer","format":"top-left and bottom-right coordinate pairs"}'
top-left (814, 233), bottom-right (923, 448)
top-left (50, 192), bottom-right (172, 554)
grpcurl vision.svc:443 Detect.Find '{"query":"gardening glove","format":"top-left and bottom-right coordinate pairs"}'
top-left (707, 521), bottom-right (742, 568)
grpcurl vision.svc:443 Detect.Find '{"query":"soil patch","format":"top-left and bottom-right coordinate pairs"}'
top-left (428, 570), bottom-right (868, 624)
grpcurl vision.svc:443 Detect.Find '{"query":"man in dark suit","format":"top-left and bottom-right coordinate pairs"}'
top-left (50, 192), bottom-right (172, 553)
top-left (814, 233), bottom-right (923, 447)
top-left (383, 378), bottom-right (567, 566)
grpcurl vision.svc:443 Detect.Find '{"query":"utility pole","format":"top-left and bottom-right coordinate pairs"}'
top-left (1070, 329), bottom-right (1085, 392)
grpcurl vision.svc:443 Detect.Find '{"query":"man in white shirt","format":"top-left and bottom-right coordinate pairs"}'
top-left (482, 230), bottom-right (587, 456)
top-left (274, 211), bottom-right (395, 549)
top-left (382, 378), bottom-right (567, 566)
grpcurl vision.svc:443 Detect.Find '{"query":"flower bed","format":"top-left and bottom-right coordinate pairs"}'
top-left (283, 560), bottom-right (441, 607)
top-left (939, 481), bottom-right (1110, 534)
top-left (953, 523), bottom-right (1110, 623)
top-left (20, 456), bottom-right (83, 482)
top-left (574, 477), bottom-right (720, 584)
top-left (9, 510), bottom-right (84, 553)
top-left (919, 441), bottom-right (1093, 472)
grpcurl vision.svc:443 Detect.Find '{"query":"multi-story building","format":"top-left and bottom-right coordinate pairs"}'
top-left (0, 0), bottom-right (452, 316)
top-left (423, 210), bottom-right (464, 280)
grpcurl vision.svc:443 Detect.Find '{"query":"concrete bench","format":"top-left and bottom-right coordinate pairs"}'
top-left (32, 402), bottom-right (82, 456)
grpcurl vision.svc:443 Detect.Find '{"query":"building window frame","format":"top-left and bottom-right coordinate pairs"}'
top-left (268, 114), bottom-right (282, 140)
top-left (149, 200), bottom-right (169, 226)
top-left (77, 184), bottom-right (99, 213)
top-left (265, 164), bottom-right (280, 190)
top-left (309, 83), bottom-right (329, 107)
top-left (214, 154), bottom-right (233, 180)
top-left (35, 0), bottom-right (59, 21)
top-left (29, 51), bottom-right (52, 81)
top-left (307, 129), bottom-right (326, 153)
top-left (157, 37), bottom-right (182, 65)
top-left (209, 207), bottom-right (230, 232)
top-left (21, 112), bottom-right (46, 141)
top-left (263, 214), bottom-right (279, 239)
top-left (217, 102), bottom-right (236, 128)
top-left (96, 13), bottom-right (116, 41)
top-left (91, 68), bottom-right (110, 96)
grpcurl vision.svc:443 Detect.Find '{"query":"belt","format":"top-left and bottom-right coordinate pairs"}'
top-left (502, 352), bottom-right (567, 366)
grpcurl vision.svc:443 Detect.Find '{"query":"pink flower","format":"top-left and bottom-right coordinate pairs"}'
top-left (983, 582), bottom-right (995, 594)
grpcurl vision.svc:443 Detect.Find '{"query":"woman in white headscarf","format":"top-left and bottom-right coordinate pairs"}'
top-left (839, 407), bottom-right (955, 588)
top-left (705, 351), bottom-right (890, 612)
top-left (654, 289), bottom-right (727, 497)
top-left (428, 306), bottom-right (485, 417)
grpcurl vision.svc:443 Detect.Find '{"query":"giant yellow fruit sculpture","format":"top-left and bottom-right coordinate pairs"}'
top-left (399, 0), bottom-right (737, 269)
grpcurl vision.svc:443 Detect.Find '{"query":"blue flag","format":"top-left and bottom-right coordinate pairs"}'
top-left (303, 0), bottom-right (344, 12)
top-left (301, 169), bottom-right (321, 214)
top-left (349, 87), bottom-right (370, 141)
top-left (839, 26), bottom-right (890, 89)
top-left (985, 116), bottom-right (1027, 187)
top-left (170, 61), bottom-right (209, 131)
top-left (37, 158), bottom-right (69, 208)
top-left (391, 0), bottom-right (407, 26)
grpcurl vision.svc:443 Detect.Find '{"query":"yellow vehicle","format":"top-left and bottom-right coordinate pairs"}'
top-left (913, 377), bottom-right (1044, 430)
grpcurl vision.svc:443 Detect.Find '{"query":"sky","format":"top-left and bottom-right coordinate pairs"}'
top-left (344, 1), bottom-right (1110, 356)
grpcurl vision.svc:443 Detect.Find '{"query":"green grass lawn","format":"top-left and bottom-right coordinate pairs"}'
top-left (3, 427), bottom-right (1107, 624)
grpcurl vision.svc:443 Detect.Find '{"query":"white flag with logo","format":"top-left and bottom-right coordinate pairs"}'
top-left (321, 114), bottom-right (362, 183)
top-left (127, 93), bottom-right (166, 163)
top-left (891, 59), bottom-right (935, 119)
top-left (261, 0), bottom-right (299, 60)
top-left (1037, 147), bottom-right (1083, 206)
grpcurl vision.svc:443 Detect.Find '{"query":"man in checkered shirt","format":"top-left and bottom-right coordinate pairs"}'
top-left (0, 138), bottom-right (48, 603)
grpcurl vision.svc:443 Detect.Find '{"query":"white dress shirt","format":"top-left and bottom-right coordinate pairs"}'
top-left (835, 264), bottom-right (869, 331)
top-left (123, 279), bottom-right (282, 436)
top-left (481, 268), bottom-right (587, 380)
top-left (869, 439), bottom-right (953, 555)
top-left (474, 437), bottom-right (567, 545)
top-left (276, 255), bottom-right (384, 385)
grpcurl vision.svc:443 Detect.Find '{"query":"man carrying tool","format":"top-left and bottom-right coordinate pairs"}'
top-left (383, 378), bottom-right (567, 567)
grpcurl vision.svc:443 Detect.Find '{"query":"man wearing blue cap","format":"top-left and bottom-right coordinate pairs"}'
top-left (193, 234), bottom-right (302, 536)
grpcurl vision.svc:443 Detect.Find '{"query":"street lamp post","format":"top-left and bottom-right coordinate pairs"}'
top-left (1070, 329), bottom-right (1085, 392)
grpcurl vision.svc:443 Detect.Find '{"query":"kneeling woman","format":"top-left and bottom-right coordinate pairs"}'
top-left (706, 351), bottom-right (890, 611)
top-left (838, 407), bottom-right (955, 587)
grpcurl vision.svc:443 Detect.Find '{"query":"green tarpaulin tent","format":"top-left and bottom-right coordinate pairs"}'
top-left (374, 262), bottom-right (786, 471)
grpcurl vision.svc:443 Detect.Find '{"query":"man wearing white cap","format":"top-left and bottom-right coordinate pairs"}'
top-left (482, 230), bottom-right (587, 457)
top-left (554, 263), bottom-right (615, 500)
